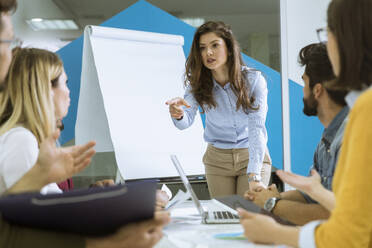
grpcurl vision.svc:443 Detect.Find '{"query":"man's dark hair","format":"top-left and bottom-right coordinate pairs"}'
top-left (299, 43), bottom-right (347, 106)
top-left (0, 0), bottom-right (17, 31)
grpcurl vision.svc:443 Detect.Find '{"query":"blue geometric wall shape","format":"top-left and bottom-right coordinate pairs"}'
top-left (241, 55), bottom-right (283, 171)
top-left (57, 0), bottom-right (323, 175)
top-left (289, 80), bottom-right (323, 175)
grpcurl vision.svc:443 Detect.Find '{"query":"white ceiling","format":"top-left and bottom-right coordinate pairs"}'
top-left (12, 0), bottom-right (279, 51)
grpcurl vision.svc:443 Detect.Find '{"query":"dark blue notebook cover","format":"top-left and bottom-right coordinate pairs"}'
top-left (0, 180), bottom-right (157, 236)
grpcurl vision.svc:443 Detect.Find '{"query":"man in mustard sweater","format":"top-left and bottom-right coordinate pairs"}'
top-left (0, 0), bottom-right (169, 247)
top-left (245, 43), bottom-right (349, 225)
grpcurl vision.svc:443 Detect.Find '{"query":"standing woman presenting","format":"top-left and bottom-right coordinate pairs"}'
top-left (166, 21), bottom-right (272, 197)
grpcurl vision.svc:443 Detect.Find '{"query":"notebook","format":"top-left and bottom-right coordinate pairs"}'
top-left (0, 180), bottom-right (157, 236)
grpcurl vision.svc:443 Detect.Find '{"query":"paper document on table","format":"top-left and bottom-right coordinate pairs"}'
top-left (165, 190), bottom-right (191, 211)
top-left (161, 184), bottom-right (173, 199)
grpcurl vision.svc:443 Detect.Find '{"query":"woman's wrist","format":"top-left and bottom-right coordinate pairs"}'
top-left (6, 163), bottom-right (48, 194)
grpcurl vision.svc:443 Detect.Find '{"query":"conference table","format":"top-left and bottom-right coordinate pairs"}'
top-left (155, 200), bottom-right (287, 248)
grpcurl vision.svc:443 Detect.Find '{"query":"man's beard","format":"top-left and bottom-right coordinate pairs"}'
top-left (0, 82), bottom-right (4, 92)
top-left (303, 94), bottom-right (318, 116)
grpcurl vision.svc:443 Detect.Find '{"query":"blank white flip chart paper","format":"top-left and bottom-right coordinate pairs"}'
top-left (76, 26), bottom-right (207, 180)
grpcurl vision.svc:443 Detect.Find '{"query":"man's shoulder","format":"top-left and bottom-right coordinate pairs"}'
top-left (330, 117), bottom-right (348, 152)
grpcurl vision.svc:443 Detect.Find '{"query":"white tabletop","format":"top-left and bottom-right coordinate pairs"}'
top-left (155, 200), bottom-right (286, 248)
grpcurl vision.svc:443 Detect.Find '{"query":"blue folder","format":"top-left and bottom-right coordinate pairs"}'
top-left (0, 180), bottom-right (156, 236)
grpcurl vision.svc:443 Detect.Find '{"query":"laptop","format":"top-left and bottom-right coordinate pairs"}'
top-left (170, 154), bottom-right (240, 224)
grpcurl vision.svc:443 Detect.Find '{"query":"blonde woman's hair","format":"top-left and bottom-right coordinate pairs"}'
top-left (0, 47), bottom-right (63, 144)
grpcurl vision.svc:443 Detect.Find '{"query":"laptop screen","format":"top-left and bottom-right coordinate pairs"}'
top-left (170, 155), bottom-right (205, 216)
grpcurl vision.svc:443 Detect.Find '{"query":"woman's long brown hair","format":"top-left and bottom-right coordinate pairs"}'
top-left (326, 0), bottom-right (372, 91)
top-left (185, 21), bottom-right (257, 113)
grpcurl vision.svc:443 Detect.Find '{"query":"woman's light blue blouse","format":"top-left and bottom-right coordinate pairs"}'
top-left (172, 67), bottom-right (268, 175)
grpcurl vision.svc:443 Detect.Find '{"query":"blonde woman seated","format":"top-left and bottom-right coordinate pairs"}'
top-left (0, 47), bottom-right (170, 208)
top-left (0, 47), bottom-right (91, 194)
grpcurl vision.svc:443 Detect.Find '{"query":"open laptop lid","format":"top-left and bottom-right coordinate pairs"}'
top-left (170, 155), bottom-right (205, 216)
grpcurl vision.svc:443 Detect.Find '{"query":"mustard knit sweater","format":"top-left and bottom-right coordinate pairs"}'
top-left (315, 89), bottom-right (372, 247)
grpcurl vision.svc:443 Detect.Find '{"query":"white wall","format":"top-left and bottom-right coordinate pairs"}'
top-left (280, 0), bottom-right (332, 183)
top-left (286, 0), bottom-right (331, 86)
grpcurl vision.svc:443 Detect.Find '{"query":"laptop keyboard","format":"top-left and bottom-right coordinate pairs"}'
top-left (213, 211), bottom-right (239, 220)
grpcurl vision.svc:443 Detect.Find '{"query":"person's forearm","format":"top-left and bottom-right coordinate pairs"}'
top-left (308, 185), bottom-right (335, 211)
top-left (5, 163), bottom-right (48, 195)
top-left (273, 200), bottom-right (330, 226)
top-left (280, 190), bottom-right (307, 203)
top-left (272, 225), bottom-right (299, 247)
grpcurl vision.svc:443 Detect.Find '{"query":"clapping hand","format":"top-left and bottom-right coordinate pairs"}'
top-left (38, 130), bottom-right (96, 184)
top-left (276, 169), bottom-right (321, 196)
